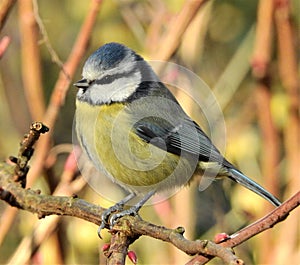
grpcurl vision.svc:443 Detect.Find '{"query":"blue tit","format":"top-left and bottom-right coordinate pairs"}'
top-left (74, 42), bottom-right (281, 234)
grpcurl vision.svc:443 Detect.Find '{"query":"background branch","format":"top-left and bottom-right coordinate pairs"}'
top-left (0, 0), bottom-right (16, 32)
top-left (251, 1), bottom-right (280, 262)
top-left (149, 0), bottom-right (208, 61)
top-left (273, 1), bottom-right (300, 262)
top-left (18, 0), bottom-right (46, 121)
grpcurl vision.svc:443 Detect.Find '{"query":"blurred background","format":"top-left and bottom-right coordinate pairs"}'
top-left (0, 0), bottom-right (299, 264)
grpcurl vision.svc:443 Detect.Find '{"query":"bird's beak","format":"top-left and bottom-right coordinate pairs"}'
top-left (73, 78), bottom-right (89, 89)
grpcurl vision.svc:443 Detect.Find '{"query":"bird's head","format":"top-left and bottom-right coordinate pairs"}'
top-left (74, 42), bottom-right (153, 105)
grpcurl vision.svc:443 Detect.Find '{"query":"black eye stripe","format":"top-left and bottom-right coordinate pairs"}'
top-left (95, 67), bottom-right (138, 85)
top-left (96, 75), bottom-right (115, 85)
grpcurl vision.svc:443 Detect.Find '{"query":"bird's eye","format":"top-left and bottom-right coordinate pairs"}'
top-left (103, 75), bottom-right (114, 84)
top-left (96, 75), bottom-right (114, 85)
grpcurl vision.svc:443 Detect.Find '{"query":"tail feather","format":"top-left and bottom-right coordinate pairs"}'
top-left (229, 168), bottom-right (281, 207)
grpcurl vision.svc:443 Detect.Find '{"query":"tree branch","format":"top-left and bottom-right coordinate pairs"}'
top-left (0, 123), bottom-right (299, 264)
top-left (105, 230), bottom-right (138, 265)
top-left (0, 164), bottom-right (243, 264)
top-left (9, 122), bottom-right (48, 185)
top-left (2, 165), bottom-right (299, 265)
top-left (186, 191), bottom-right (300, 264)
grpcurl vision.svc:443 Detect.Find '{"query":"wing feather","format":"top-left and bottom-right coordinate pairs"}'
top-left (134, 117), bottom-right (228, 166)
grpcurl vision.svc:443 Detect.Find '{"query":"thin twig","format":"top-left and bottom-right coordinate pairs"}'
top-left (7, 151), bottom-right (86, 264)
top-left (9, 122), bottom-right (49, 187)
top-left (32, 0), bottom-right (67, 77)
top-left (186, 192), bottom-right (300, 264)
top-left (149, 0), bottom-right (208, 61)
top-left (42, 0), bottom-right (103, 128)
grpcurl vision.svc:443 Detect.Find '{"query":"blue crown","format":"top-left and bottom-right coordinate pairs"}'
top-left (86, 42), bottom-right (128, 70)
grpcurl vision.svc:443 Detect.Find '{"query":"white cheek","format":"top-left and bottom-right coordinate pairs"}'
top-left (90, 71), bottom-right (141, 104)
top-left (110, 76), bottom-right (139, 101)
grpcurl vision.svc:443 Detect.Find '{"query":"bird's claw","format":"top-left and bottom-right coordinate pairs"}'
top-left (97, 191), bottom-right (155, 239)
top-left (108, 206), bottom-right (139, 227)
top-left (97, 206), bottom-right (140, 239)
top-left (97, 221), bottom-right (106, 239)
top-left (97, 203), bottom-right (125, 239)
top-left (108, 213), bottom-right (120, 228)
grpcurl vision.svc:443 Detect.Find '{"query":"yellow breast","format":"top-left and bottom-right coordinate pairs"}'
top-left (75, 100), bottom-right (195, 192)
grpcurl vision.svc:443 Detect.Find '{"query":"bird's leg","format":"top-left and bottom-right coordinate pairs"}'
top-left (108, 190), bottom-right (156, 227)
top-left (98, 192), bottom-right (136, 238)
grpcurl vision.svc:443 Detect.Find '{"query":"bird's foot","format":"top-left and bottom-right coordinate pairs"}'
top-left (98, 203), bottom-right (125, 238)
top-left (97, 190), bottom-right (156, 239)
top-left (98, 205), bottom-right (141, 238)
top-left (98, 204), bottom-right (140, 236)
top-left (98, 193), bottom-right (137, 238)
top-left (108, 205), bottom-right (141, 227)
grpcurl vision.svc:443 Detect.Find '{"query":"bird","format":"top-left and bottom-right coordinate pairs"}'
top-left (74, 42), bottom-right (281, 235)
